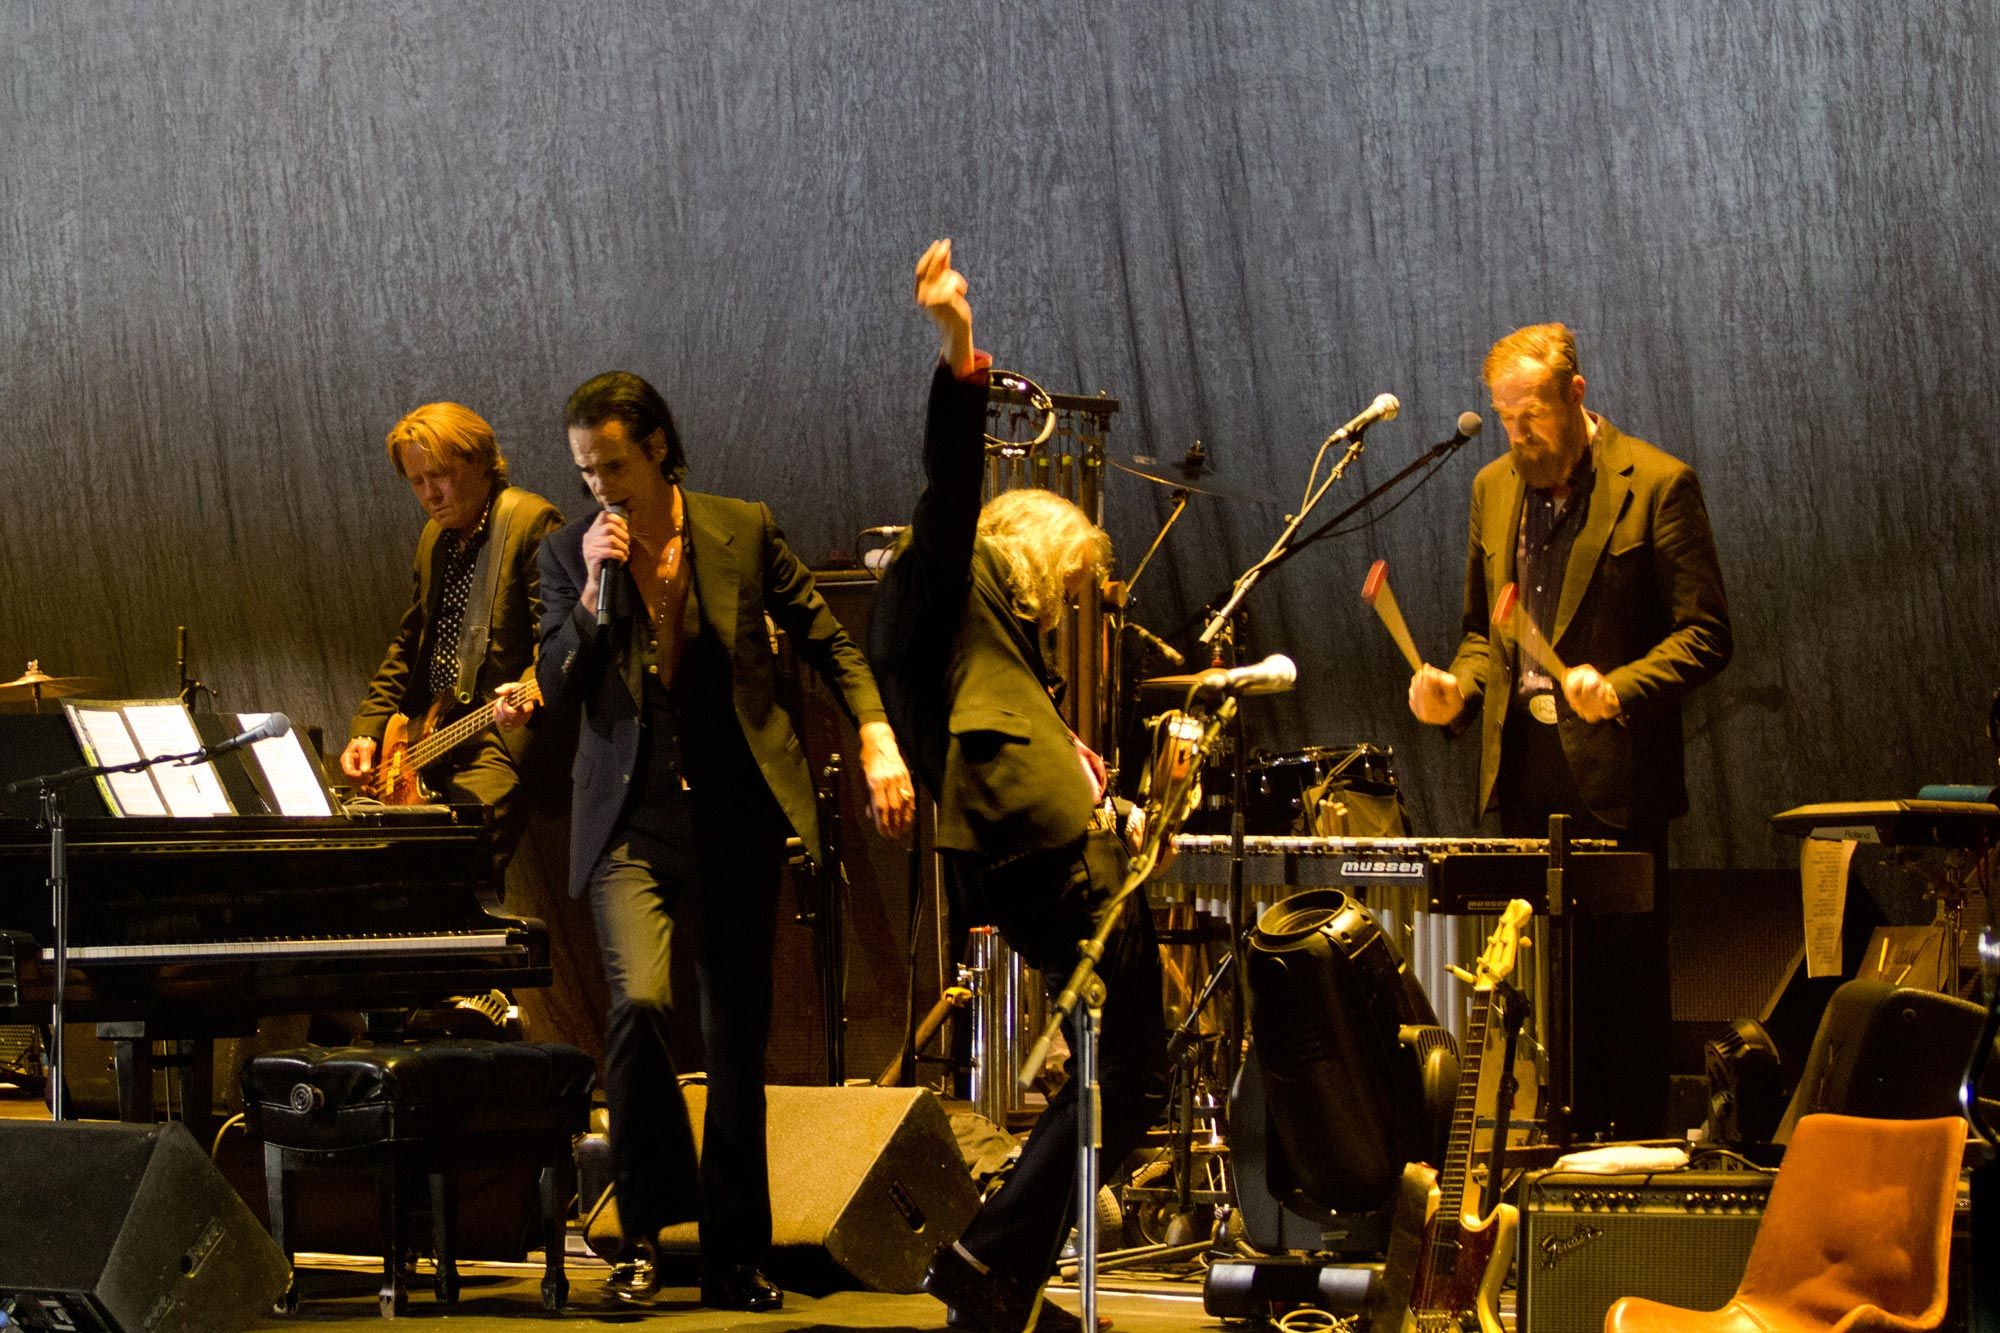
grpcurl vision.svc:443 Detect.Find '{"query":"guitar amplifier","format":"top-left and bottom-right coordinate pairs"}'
top-left (1518, 1168), bottom-right (1773, 1333)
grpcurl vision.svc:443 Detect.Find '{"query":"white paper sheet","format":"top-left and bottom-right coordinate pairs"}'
top-left (1800, 836), bottom-right (1856, 978)
top-left (69, 707), bottom-right (169, 816)
top-left (119, 703), bottom-right (232, 817)
top-left (240, 713), bottom-right (334, 817)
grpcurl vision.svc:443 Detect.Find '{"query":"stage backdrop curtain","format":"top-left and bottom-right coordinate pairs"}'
top-left (3, 0), bottom-right (1994, 869)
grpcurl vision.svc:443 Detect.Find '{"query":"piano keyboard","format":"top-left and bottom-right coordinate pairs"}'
top-left (45, 931), bottom-right (515, 963)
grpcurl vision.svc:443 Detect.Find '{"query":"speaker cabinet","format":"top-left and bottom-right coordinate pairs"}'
top-left (771, 569), bottom-right (949, 1086)
top-left (0, 1121), bottom-right (288, 1333)
top-left (1518, 1169), bottom-right (1772, 1333)
top-left (1773, 979), bottom-right (1988, 1142)
top-left (588, 1084), bottom-right (980, 1292)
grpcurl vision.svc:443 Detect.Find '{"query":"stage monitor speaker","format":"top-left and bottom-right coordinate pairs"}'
top-left (1772, 978), bottom-right (1988, 1143)
top-left (0, 1121), bottom-right (289, 1333)
top-left (591, 1084), bottom-right (980, 1293)
top-left (1518, 1169), bottom-right (1773, 1333)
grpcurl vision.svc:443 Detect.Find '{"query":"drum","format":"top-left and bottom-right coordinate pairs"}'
top-left (1246, 744), bottom-right (1398, 835)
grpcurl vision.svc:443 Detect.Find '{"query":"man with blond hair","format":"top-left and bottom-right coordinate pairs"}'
top-left (1409, 323), bottom-right (1731, 1138)
top-left (870, 241), bottom-right (1166, 1333)
top-left (342, 401), bottom-right (562, 869)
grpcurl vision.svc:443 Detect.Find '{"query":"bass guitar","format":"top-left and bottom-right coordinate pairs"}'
top-left (1373, 898), bottom-right (1533, 1333)
top-left (368, 680), bottom-right (541, 805)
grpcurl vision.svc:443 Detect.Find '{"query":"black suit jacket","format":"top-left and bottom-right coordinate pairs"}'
top-left (869, 365), bottom-right (1097, 858)
top-left (537, 490), bottom-right (886, 898)
top-left (350, 485), bottom-right (562, 765)
top-left (1446, 417), bottom-right (1732, 827)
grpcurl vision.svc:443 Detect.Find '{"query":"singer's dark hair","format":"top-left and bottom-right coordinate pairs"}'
top-left (566, 372), bottom-right (688, 483)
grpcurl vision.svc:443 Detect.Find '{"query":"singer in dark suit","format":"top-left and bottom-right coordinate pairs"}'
top-left (1409, 322), bottom-right (1731, 1137)
top-left (342, 401), bottom-right (561, 868)
top-left (534, 370), bottom-right (914, 1312)
top-left (869, 241), bottom-right (1167, 1333)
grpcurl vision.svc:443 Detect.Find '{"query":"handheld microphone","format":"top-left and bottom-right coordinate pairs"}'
top-left (1327, 393), bottom-right (1401, 444)
top-left (195, 713), bottom-right (291, 763)
top-left (1192, 653), bottom-right (1297, 700)
top-left (597, 502), bottom-right (628, 629)
top-left (1451, 411), bottom-right (1483, 442)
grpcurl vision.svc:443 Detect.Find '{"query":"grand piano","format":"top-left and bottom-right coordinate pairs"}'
top-left (0, 716), bottom-right (549, 1125)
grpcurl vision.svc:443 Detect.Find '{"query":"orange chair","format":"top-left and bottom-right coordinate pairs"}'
top-left (1604, 1114), bottom-right (1964, 1333)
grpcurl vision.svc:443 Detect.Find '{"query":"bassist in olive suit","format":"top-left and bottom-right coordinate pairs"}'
top-left (342, 401), bottom-right (561, 871)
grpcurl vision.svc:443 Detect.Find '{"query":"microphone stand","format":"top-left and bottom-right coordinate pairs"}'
top-left (4, 744), bottom-right (218, 1121)
top-left (175, 624), bottom-right (218, 711)
top-left (1240, 424), bottom-right (1477, 583)
top-left (1018, 696), bottom-right (1235, 1333)
top-left (1198, 431), bottom-right (1370, 649)
top-left (1188, 424), bottom-right (1378, 1127)
top-left (1105, 483), bottom-right (1195, 786)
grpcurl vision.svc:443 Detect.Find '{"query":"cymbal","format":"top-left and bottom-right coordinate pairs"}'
top-left (1137, 669), bottom-right (1292, 697)
top-left (0, 661), bottom-right (109, 701)
top-left (1111, 457), bottom-right (1276, 504)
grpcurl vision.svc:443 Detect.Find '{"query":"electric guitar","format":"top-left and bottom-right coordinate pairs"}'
top-left (1373, 899), bottom-right (1533, 1333)
top-left (368, 679), bottom-right (541, 805)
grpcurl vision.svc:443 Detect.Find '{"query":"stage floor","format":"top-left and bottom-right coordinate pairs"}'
top-left (255, 1257), bottom-right (1215, 1331)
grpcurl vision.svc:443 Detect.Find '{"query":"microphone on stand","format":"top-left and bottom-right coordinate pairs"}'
top-left (187, 713), bottom-right (291, 764)
top-left (597, 502), bottom-right (628, 629)
top-left (1445, 411), bottom-right (1483, 445)
top-left (1125, 622), bottom-right (1186, 667)
top-left (1192, 653), bottom-right (1297, 700)
top-left (1327, 393), bottom-right (1401, 444)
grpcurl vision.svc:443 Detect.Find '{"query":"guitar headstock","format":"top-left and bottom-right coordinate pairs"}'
top-left (1473, 898), bottom-right (1533, 989)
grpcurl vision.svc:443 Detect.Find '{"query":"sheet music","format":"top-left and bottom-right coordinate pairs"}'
top-left (1800, 836), bottom-right (1855, 978)
top-left (120, 703), bottom-right (233, 817)
top-left (69, 707), bottom-right (169, 816)
top-left (240, 712), bottom-right (334, 817)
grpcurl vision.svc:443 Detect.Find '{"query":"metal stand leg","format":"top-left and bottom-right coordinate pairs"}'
top-left (1076, 979), bottom-right (1107, 1333)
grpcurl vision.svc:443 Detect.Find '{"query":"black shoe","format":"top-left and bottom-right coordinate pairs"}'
top-left (700, 1263), bottom-right (784, 1312)
top-left (925, 1244), bottom-right (1039, 1333)
top-left (604, 1254), bottom-right (662, 1307)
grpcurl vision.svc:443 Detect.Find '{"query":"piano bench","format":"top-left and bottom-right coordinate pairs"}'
top-left (242, 1038), bottom-right (596, 1318)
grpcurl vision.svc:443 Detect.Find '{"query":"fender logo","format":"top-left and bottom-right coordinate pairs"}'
top-left (1538, 1223), bottom-right (1603, 1270)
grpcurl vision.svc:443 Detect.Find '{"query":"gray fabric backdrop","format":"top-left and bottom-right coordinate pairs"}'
top-left (4, 0), bottom-right (1994, 869)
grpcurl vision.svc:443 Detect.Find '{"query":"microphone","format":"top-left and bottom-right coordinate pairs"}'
top-left (859, 525), bottom-right (910, 538)
top-left (597, 502), bottom-right (628, 629)
top-left (1452, 410), bottom-right (1483, 442)
top-left (195, 713), bottom-right (291, 763)
top-left (1192, 653), bottom-right (1297, 700)
top-left (1327, 393), bottom-right (1401, 444)
top-left (1126, 621), bottom-right (1186, 667)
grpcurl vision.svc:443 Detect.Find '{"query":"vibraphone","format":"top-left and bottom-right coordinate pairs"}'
top-left (1152, 833), bottom-right (1655, 1043)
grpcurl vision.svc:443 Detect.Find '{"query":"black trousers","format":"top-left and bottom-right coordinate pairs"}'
top-left (587, 793), bottom-right (785, 1264)
top-left (945, 831), bottom-right (1169, 1290)
top-left (1495, 707), bottom-right (1672, 1140)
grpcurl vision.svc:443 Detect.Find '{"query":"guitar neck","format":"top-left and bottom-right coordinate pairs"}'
top-left (1435, 986), bottom-right (1493, 1222)
top-left (405, 681), bottom-right (539, 770)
